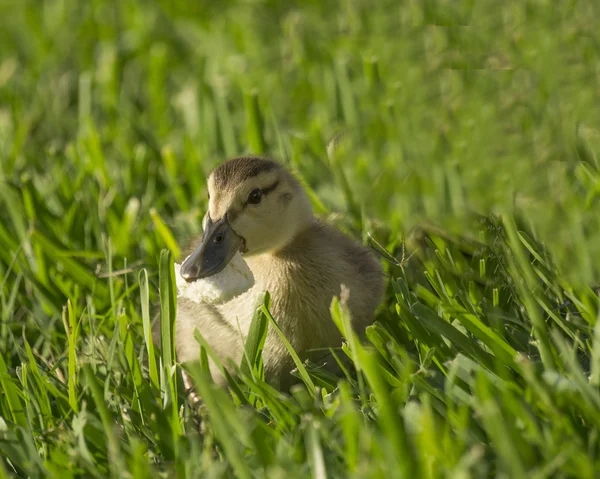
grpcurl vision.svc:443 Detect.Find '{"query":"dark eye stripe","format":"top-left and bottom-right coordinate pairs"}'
top-left (261, 180), bottom-right (280, 196)
top-left (241, 180), bottom-right (280, 209)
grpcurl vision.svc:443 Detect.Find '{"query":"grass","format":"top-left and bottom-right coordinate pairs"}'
top-left (1, 0), bottom-right (600, 477)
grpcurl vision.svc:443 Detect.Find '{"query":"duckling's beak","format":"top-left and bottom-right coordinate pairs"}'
top-left (180, 217), bottom-right (243, 281)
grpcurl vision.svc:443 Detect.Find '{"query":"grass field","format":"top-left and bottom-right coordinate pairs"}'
top-left (1, 0), bottom-right (600, 477)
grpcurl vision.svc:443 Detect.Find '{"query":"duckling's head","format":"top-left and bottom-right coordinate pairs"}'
top-left (181, 157), bottom-right (313, 281)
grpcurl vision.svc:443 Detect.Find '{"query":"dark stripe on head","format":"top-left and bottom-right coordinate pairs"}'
top-left (241, 180), bottom-right (281, 209)
top-left (261, 180), bottom-right (280, 196)
top-left (211, 157), bottom-right (281, 191)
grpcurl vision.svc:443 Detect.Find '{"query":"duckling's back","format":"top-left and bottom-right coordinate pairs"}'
top-left (260, 221), bottom-right (385, 347)
top-left (292, 221), bottom-right (385, 324)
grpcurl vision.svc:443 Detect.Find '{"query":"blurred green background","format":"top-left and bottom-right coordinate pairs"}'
top-left (1, 0), bottom-right (600, 477)
top-left (2, 0), bottom-right (599, 279)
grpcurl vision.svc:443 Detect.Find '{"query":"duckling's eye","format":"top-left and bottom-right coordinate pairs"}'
top-left (247, 188), bottom-right (262, 205)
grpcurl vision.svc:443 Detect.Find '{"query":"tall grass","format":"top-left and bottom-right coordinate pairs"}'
top-left (1, 0), bottom-right (599, 477)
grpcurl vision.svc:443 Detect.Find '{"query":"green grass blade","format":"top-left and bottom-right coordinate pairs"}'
top-left (262, 304), bottom-right (316, 395)
top-left (158, 249), bottom-right (180, 455)
top-left (139, 268), bottom-right (159, 388)
top-left (240, 291), bottom-right (269, 380)
top-left (61, 300), bottom-right (79, 414)
top-left (151, 210), bottom-right (181, 259)
top-left (0, 354), bottom-right (27, 428)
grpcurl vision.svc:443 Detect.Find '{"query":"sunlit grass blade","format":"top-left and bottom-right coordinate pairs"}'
top-left (305, 418), bottom-right (327, 479)
top-left (158, 249), bottom-right (180, 455)
top-left (23, 340), bottom-right (52, 421)
top-left (262, 303), bottom-right (316, 395)
top-left (240, 290), bottom-right (269, 381)
top-left (0, 353), bottom-right (27, 428)
top-left (61, 300), bottom-right (79, 414)
top-left (151, 210), bottom-right (181, 259)
top-left (139, 268), bottom-right (159, 388)
top-left (337, 381), bottom-right (360, 472)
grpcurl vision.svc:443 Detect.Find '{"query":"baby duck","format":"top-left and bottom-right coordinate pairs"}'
top-left (176, 157), bottom-right (384, 389)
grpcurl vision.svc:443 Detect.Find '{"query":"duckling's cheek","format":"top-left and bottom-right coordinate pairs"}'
top-left (281, 192), bottom-right (292, 204)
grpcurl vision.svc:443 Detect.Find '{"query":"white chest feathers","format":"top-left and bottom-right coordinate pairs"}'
top-left (174, 252), bottom-right (255, 305)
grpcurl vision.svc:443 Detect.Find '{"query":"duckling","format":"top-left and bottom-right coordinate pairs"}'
top-left (176, 156), bottom-right (384, 389)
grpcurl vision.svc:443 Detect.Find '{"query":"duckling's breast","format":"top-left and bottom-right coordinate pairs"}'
top-left (214, 282), bottom-right (265, 335)
top-left (214, 252), bottom-right (339, 351)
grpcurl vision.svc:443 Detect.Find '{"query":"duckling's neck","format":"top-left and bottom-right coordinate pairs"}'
top-left (282, 192), bottom-right (315, 247)
top-left (273, 209), bottom-right (316, 256)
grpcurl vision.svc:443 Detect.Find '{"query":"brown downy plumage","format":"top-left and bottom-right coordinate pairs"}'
top-left (174, 156), bottom-right (385, 390)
